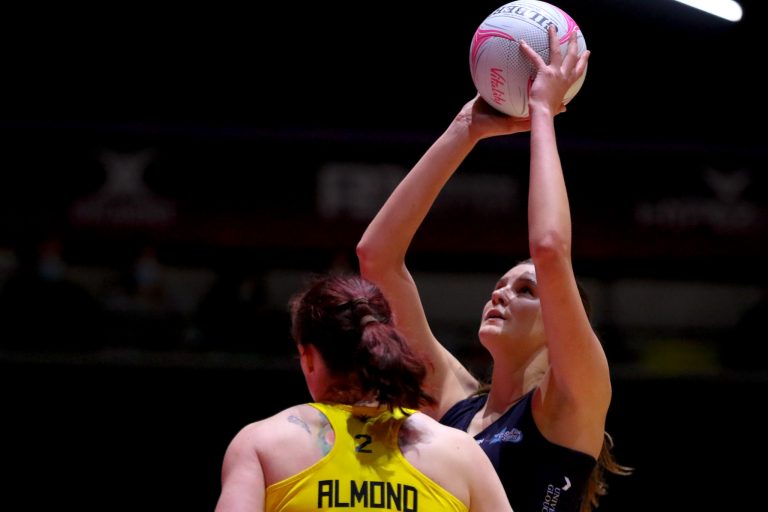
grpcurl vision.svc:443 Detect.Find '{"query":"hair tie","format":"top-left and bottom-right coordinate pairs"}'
top-left (360, 315), bottom-right (378, 327)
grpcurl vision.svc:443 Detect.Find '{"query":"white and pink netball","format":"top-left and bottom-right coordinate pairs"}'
top-left (469, 0), bottom-right (587, 117)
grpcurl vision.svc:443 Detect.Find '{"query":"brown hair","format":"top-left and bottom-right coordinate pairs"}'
top-left (583, 433), bottom-right (633, 512)
top-left (289, 273), bottom-right (435, 410)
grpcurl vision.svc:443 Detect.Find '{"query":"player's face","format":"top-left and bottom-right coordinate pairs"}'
top-left (479, 263), bottom-right (544, 350)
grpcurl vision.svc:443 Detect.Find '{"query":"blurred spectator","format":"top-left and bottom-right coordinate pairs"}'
top-left (0, 236), bottom-right (105, 352)
top-left (102, 244), bottom-right (184, 350)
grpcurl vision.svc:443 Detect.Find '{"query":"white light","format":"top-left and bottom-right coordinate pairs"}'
top-left (674, 0), bottom-right (743, 22)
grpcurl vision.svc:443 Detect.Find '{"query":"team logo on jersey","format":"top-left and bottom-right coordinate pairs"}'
top-left (488, 427), bottom-right (522, 444)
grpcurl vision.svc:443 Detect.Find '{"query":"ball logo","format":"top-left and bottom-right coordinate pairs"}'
top-left (492, 4), bottom-right (555, 31)
top-left (469, 1), bottom-right (587, 117)
top-left (490, 68), bottom-right (506, 106)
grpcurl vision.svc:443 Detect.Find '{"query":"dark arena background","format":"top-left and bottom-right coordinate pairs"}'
top-left (2, 1), bottom-right (766, 510)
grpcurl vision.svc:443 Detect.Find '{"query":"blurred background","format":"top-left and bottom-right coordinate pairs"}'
top-left (1, 1), bottom-right (765, 510)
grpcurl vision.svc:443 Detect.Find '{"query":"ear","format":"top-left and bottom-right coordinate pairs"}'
top-left (298, 344), bottom-right (314, 373)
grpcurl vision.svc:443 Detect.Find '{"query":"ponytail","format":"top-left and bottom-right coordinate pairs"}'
top-left (290, 273), bottom-right (435, 410)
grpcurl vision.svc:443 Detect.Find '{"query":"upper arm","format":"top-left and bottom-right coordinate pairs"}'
top-left (462, 436), bottom-right (514, 512)
top-left (534, 251), bottom-right (611, 454)
top-left (356, 126), bottom-right (483, 418)
top-left (215, 426), bottom-right (266, 512)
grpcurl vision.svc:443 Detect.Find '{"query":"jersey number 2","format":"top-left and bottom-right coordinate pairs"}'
top-left (355, 434), bottom-right (373, 453)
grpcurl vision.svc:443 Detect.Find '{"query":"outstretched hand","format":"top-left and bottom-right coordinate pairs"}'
top-left (456, 94), bottom-right (532, 141)
top-left (520, 24), bottom-right (590, 116)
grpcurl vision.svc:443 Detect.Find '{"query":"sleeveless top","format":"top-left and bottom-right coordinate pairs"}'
top-left (266, 402), bottom-right (468, 512)
top-left (440, 390), bottom-right (596, 512)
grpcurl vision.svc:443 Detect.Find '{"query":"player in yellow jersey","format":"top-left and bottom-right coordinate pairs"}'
top-left (215, 274), bottom-right (513, 512)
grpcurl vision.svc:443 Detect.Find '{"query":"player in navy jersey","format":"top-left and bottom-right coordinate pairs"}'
top-left (357, 26), bottom-right (631, 512)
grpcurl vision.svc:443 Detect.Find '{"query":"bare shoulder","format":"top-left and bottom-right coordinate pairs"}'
top-left (401, 411), bottom-right (482, 456)
top-left (399, 411), bottom-right (503, 508)
top-left (229, 404), bottom-right (321, 449)
top-left (224, 404), bottom-right (331, 488)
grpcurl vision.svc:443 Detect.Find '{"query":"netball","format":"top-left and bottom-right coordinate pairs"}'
top-left (469, 0), bottom-right (587, 117)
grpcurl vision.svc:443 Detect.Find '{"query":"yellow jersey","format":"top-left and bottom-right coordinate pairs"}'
top-left (265, 402), bottom-right (467, 512)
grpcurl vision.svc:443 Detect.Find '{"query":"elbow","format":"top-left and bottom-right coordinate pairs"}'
top-left (357, 231), bottom-right (407, 281)
top-left (529, 231), bottom-right (570, 265)
top-left (357, 239), bottom-right (404, 282)
top-left (356, 240), bottom-right (383, 279)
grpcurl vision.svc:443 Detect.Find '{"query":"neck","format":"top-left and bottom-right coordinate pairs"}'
top-left (484, 352), bottom-right (547, 413)
top-left (484, 377), bottom-right (527, 414)
top-left (351, 399), bottom-right (381, 407)
top-left (318, 387), bottom-right (376, 406)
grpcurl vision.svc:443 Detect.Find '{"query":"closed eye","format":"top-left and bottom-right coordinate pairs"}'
top-left (515, 284), bottom-right (535, 297)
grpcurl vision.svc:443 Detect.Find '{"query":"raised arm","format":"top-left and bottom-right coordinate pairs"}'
top-left (521, 26), bottom-right (610, 457)
top-left (357, 98), bottom-right (530, 418)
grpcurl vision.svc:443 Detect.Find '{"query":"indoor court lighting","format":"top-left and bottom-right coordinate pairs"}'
top-left (673, 0), bottom-right (743, 22)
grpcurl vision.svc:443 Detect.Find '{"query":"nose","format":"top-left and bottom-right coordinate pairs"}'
top-left (491, 286), bottom-right (509, 306)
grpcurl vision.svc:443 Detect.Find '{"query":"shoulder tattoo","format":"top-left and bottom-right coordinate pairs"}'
top-left (288, 415), bottom-right (311, 435)
top-left (287, 411), bottom-right (334, 454)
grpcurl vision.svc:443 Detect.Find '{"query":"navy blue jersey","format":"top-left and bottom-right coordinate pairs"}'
top-left (440, 391), bottom-right (596, 512)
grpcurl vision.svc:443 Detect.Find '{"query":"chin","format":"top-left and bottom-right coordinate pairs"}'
top-left (478, 325), bottom-right (502, 345)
